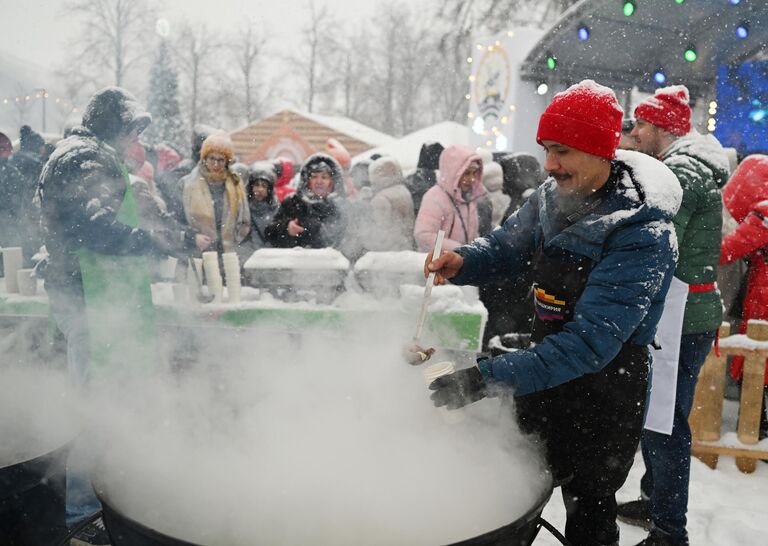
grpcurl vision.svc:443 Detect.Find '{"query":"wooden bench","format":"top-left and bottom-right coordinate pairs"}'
top-left (689, 321), bottom-right (768, 473)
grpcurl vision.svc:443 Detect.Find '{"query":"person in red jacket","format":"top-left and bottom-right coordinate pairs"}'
top-left (273, 157), bottom-right (296, 203)
top-left (720, 154), bottom-right (768, 439)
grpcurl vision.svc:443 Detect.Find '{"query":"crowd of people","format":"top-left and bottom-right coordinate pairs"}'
top-left (2, 81), bottom-right (768, 546)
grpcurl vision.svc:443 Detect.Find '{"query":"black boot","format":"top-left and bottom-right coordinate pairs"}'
top-left (617, 498), bottom-right (652, 530)
top-left (633, 527), bottom-right (689, 546)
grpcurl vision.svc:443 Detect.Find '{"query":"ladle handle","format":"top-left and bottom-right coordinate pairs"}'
top-left (413, 230), bottom-right (445, 343)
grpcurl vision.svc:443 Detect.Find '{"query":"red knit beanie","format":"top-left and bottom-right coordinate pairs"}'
top-left (634, 85), bottom-right (691, 136)
top-left (536, 80), bottom-right (623, 160)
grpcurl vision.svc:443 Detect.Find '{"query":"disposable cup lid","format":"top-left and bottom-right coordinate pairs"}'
top-left (423, 361), bottom-right (455, 383)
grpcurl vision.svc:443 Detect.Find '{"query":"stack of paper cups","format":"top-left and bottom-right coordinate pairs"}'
top-left (160, 256), bottom-right (179, 280)
top-left (202, 251), bottom-right (223, 302)
top-left (2, 247), bottom-right (23, 293)
top-left (222, 252), bottom-right (241, 304)
top-left (423, 361), bottom-right (464, 425)
top-left (16, 268), bottom-right (37, 296)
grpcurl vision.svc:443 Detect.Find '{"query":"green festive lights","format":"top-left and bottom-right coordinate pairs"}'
top-left (623, 2), bottom-right (636, 16)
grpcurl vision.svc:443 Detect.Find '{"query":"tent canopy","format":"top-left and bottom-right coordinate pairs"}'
top-left (520, 0), bottom-right (767, 99)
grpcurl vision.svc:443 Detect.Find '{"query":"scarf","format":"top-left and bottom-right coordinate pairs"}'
top-left (186, 163), bottom-right (245, 252)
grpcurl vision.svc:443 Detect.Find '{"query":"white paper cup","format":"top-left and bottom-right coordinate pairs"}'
top-left (159, 256), bottom-right (178, 279)
top-left (423, 361), bottom-right (464, 424)
top-left (203, 258), bottom-right (221, 279)
top-left (205, 272), bottom-right (223, 302)
top-left (227, 284), bottom-right (241, 304)
top-left (2, 247), bottom-right (23, 293)
top-left (224, 266), bottom-right (240, 280)
top-left (16, 268), bottom-right (37, 296)
top-left (172, 283), bottom-right (189, 304)
top-left (423, 361), bottom-right (455, 385)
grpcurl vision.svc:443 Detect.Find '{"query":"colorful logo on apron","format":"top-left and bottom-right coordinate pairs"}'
top-left (534, 286), bottom-right (566, 321)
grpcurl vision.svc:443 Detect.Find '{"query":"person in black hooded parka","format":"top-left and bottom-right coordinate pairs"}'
top-left (405, 141), bottom-right (444, 216)
top-left (36, 86), bottom-right (203, 540)
top-left (12, 125), bottom-right (46, 264)
top-left (0, 131), bottom-right (25, 261)
top-left (265, 153), bottom-right (348, 250)
top-left (480, 152), bottom-right (544, 350)
top-left (244, 161), bottom-right (279, 252)
top-left (38, 87), bottom-right (199, 303)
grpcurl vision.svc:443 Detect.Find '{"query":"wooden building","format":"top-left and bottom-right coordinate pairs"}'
top-left (229, 109), bottom-right (394, 165)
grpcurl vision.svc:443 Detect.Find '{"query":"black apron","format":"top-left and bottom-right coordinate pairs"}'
top-left (514, 237), bottom-right (649, 497)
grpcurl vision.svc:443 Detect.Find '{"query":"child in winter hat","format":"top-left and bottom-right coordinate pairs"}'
top-left (536, 79), bottom-right (624, 159)
top-left (634, 85), bottom-right (691, 136)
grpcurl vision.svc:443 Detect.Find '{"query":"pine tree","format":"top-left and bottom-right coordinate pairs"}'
top-left (144, 39), bottom-right (185, 152)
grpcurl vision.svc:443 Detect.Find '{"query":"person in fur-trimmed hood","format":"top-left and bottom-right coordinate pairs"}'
top-left (360, 155), bottom-right (415, 251)
top-left (413, 144), bottom-right (486, 251)
top-left (482, 161), bottom-right (508, 229)
top-left (265, 153), bottom-right (348, 250)
top-left (425, 80), bottom-right (681, 546)
top-left (182, 131), bottom-right (251, 255)
top-left (243, 161), bottom-right (278, 251)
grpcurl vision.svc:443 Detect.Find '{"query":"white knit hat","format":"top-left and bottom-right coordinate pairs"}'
top-left (368, 156), bottom-right (405, 190)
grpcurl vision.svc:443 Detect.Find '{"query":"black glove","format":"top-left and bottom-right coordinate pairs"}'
top-left (429, 366), bottom-right (486, 410)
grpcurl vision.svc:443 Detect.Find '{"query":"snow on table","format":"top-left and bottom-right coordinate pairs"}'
top-left (353, 251), bottom-right (427, 273)
top-left (243, 247), bottom-right (350, 270)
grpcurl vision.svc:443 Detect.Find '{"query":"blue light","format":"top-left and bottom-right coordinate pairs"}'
top-left (577, 26), bottom-right (590, 41)
top-left (729, 0), bottom-right (740, 5)
top-left (736, 24), bottom-right (749, 39)
top-left (653, 71), bottom-right (667, 85)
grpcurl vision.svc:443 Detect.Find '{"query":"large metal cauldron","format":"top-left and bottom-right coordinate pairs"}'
top-left (0, 442), bottom-right (70, 544)
top-left (98, 473), bottom-right (565, 546)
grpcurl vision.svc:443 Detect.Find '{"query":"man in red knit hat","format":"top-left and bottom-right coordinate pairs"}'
top-left (619, 86), bottom-right (730, 546)
top-left (425, 80), bottom-right (682, 546)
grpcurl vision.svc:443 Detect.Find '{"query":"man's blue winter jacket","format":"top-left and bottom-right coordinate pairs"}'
top-left (452, 150), bottom-right (681, 396)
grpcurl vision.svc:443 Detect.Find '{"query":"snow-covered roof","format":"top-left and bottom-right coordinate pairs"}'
top-left (352, 121), bottom-right (472, 172)
top-left (294, 110), bottom-right (395, 147)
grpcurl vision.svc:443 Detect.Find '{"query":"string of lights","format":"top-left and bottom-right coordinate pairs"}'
top-left (0, 91), bottom-right (79, 113)
top-left (529, 0), bottom-right (751, 134)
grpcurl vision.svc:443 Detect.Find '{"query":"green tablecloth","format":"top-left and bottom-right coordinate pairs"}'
top-left (0, 290), bottom-right (486, 352)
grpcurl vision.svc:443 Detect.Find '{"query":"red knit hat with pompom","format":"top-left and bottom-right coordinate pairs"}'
top-left (634, 85), bottom-right (692, 136)
top-left (536, 80), bottom-right (624, 160)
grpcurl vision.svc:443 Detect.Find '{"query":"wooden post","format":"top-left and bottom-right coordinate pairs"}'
top-left (737, 321), bottom-right (768, 473)
top-left (690, 323), bottom-right (730, 469)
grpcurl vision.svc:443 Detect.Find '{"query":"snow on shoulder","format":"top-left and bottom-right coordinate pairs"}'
top-left (616, 149), bottom-right (682, 216)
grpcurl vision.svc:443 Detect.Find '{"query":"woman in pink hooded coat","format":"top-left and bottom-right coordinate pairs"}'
top-left (413, 145), bottom-right (486, 251)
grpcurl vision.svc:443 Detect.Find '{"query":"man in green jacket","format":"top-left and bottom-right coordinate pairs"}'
top-left (619, 85), bottom-right (730, 546)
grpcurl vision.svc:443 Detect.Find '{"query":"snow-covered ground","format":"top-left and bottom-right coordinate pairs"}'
top-left (537, 400), bottom-right (768, 546)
